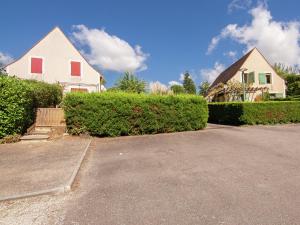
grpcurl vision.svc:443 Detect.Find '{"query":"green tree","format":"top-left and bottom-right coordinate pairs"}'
top-left (115, 72), bottom-right (146, 93)
top-left (182, 72), bottom-right (196, 94)
top-left (170, 84), bottom-right (185, 94)
top-left (274, 63), bottom-right (300, 97)
top-left (198, 81), bottom-right (210, 96)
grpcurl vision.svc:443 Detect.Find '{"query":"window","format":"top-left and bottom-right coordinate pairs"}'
top-left (31, 58), bottom-right (43, 74)
top-left (71, 88), bottom-right (88, 93)
top-left (259, 73), bottom-right (272, 84)
top-left (243, 72), bottom-right (255, 84)
top-left (266, 73), bottom-right (271, 84)
top-left (71, 61), bottom-right (81, 76)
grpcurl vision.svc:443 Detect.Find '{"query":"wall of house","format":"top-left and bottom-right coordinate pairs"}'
top-left (5, 27), bottom-right (101, 93)
top-left (230, 48), bottom-right (286, 100)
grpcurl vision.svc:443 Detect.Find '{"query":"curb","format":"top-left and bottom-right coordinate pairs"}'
top-left (0, 138), bottom-right (92, 202)
top-left (64, 138), bottom-right (92, 190)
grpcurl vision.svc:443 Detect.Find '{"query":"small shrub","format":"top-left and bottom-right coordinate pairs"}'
top-left (0, 76), bottom-right (63, 138)
top-left (208, 101), bottom-right (300, 125)
top-left (0, 134), bottom-right (21, 144)
top-left (63, 92), bottom-right (208, 137)
top-left (0, 76), bottom-right (35, 138)
top-left (24, 80), bottom-right (63, 108)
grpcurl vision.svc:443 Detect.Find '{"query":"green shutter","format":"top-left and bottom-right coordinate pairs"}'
top-left (248, 72), bottom-right (255, 83)
top-left (259, 73), bottom-right (266, 84)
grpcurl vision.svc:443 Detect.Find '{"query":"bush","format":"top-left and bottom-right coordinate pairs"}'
top-left (0, 76), bottom-right (63, 138)
top-left (24, 80), bottom-right (63, 108)
top-left (208, 101), bottom-right (300, 125)
top-left (63, 92), bottom-right (208, 137)
top-left (0, 76), bottom-right (35, 138)
top-left (0, 134), bottom-right (21, 144)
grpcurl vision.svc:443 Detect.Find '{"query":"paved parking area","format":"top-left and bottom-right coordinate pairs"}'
top-left (1, 124), bottom-right (300, 225)
top-left (0, 136), bottom-right (91, 201)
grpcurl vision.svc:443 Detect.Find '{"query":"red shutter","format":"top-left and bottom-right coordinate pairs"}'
top-left (31, 58), bottom-right (43, 74)
top-left (71, 61), bottom-right (81, 76)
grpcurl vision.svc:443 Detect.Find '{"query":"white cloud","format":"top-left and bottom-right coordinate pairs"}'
top-left (0, 52), bottom-right (14, 66)
top-left (224, 50), bottom-right (237, 61)
top-left (71, 25), bottom-right (148, 72)
top-left (168, 80), bottom-right (182, 86)
top-left (207, 4), bottom-right (300, 68)
top-left (228, 0), bottom-right (252, 13)
top-left (200, 62), bottom-right (226, 83)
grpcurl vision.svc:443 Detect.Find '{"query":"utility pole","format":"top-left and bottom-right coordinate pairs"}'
top-left (239, 68), bottom-right (248, 102)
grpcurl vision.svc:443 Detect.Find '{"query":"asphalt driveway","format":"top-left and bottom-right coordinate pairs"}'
top-left (1, 124), bottom-right (300, 225)
top-left (0, 136), bottom-right (91, 201)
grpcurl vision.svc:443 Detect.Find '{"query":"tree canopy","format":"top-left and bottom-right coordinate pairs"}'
top-left (170, 84), bottom-right (185, 94)
top-left (182, 72), bottom-right (196, 94)
top-left (115, 72), bottom-right (146, 93)
top-left (198, 81), bottom-right (210, 96)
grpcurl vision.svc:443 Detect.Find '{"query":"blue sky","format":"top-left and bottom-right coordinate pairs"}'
top-left (1, 0), bottom-right (300, 88)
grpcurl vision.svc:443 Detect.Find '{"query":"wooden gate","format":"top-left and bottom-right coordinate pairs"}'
top-left (35, 108), bottom-right (65, 127)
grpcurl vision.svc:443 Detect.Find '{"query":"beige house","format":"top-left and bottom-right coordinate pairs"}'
top-left (4, 27), bottom-right (103, 93)
top-left (208, 48), bottom-right (286, 102)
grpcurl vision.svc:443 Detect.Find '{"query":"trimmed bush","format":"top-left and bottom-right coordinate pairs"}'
top-left (0, 76), bottom-right (34, 138)
top-left (208, 101), bottom-right (300, 125)
top-left (63, 92), bottom-right (208, 137)
top-left (0, 76), bottom-right (63, 138)
top-left (24, 80), bottom-right (63, 108)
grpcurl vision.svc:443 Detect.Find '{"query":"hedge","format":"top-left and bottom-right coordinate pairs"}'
top-left (63, 92), bottom-right (208, 137)
top-left (24, 79), bottom-right (63, 108)
top-left (208, 101), bottom-right (300, 125)
top-left (0, 75), bottom-right (63, 138)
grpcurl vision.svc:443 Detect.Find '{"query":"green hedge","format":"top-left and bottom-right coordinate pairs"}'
top-left (0, 75), bottom-right (63, 138)
top-left (63, 92), bottom-right (208, 137)
top-left (208, 101), bottom-right (300, 125)
top-left (24, 80), bottom-right (63, 108)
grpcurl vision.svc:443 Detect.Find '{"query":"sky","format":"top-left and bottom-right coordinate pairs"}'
top-left (1, 0), bottom-right (300, 88)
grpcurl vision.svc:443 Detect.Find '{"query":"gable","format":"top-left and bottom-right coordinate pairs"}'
top-left (211, 48), bottom-right (285, 88)
top-left (5, 27), bottom-right (102, 78)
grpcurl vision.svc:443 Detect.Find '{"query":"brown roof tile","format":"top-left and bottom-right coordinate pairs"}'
top-left (211, 48), bottom-right (255, 87)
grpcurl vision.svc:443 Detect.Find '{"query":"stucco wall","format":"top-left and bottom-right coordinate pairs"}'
top-left (5, 27), bottom-right (101, 92)
top-left (230, 49), bottom-right (286, 98)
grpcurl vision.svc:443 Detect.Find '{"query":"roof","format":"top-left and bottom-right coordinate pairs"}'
top-left (4, 26), bottom-right (104, 78)
top-left (210, 48), bottom-right (255, 87)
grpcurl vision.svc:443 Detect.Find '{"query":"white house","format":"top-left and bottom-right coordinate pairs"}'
top-left (207, 48), bottom-right (286, 102)
top-left (4, 27), bottom-right (104, 93)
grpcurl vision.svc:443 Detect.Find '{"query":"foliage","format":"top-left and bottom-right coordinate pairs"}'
top-left (0, 134), bottom-right (21, 144)
top-left (170, 84), bottom-right (185, 94)
top-left (198, 81), bottom-right (210, 96)
top-left (0, 76), bottom-right (35, 138)
top-left (285, 74), bottom-right (300, 96)
top-left (208, 101), bottom-right (300, 125)
top-left (273, 63), bottom-right (300, 97)
top-left (0, 76), bottom-right (63, 138)
top-left (63, 92), bottom-right (208, 137)
top-left (274, 63), bottom-right (299, 78)
top-left (115, 72), bottom-right (147, 93)
top-left (149, 81), bottom-right (171, 95)
top-left (182, 72), bottom-right (196, 94)
top-left (24, 80), bottom-right (63, 108)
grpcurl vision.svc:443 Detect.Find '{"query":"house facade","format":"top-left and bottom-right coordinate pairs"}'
top-left (4, 27), bottom-right (103, 93)
top-left (208, 48), bottom-right (286, 102)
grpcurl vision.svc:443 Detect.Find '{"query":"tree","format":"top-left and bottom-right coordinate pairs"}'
top-left (115, 72), bottom-right (146, 93)
top-left (170, 84), bottom-right (185, 94)
top-left (274, 63), bottom-right (300, 97)
top-left (182, 72), bottom-right (196, 94)
top-left (198, 81), bottom-right (210, 96)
